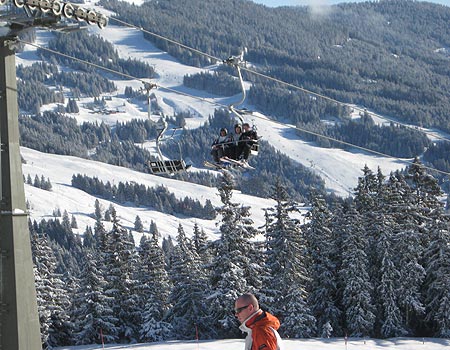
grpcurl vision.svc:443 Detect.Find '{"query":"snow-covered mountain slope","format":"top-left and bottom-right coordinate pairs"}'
top-left (87, 24), bottom-right (406, 196)
top-left (15, 3), bottom-right (427, 240)
top-left (22, 147), bottom-right (277, 241)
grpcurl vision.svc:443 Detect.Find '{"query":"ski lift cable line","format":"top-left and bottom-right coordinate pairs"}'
top-left (110, 16), bottom-right (450, 144)
top-left (18, 39), bottom-right (215, 102)
top-left (17, 40), bottom-right (450, 178)
top-left (110, 17), bottom-right (220, 63)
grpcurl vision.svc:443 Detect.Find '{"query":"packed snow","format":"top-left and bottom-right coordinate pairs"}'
top-left (55, 337), bottom-right (450, 350)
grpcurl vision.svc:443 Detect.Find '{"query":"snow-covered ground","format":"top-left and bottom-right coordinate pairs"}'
top-left (56, 337), bottom-right (450, 350)
top-left (22, 147), bottom-right (277, 242)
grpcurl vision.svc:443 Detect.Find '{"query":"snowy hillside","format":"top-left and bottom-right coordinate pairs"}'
top-left (15, 0), bottom-right (435, 239)
top-left (22, 147), bottom-right (276, 241)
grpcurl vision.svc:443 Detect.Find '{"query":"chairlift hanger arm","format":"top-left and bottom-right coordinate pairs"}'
top-left (223, 51), bottom-right (247, 123)
top-left (223, 52), bottom-right (246, 106)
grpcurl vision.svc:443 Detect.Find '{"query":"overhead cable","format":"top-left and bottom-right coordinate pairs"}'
top-left (109, 16), bottom-right (450, 143)
top-left (17, 39), bottom-right (450, 177)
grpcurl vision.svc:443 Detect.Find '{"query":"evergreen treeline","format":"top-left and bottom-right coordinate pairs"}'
top-left (31, 159), bottom-right (450, 348)
top-left (25, 173), bottom-right (52, 191)
top-left (17, 61), bottom-right (116, 106)
top-left (183, 70), bottom-right (242, 96)
top-left (298, 113), bottom-right (431, 158)
top-left (423, 142), bottom-right (450, 174)
top-left (38, 31), bottom-right (156, 79)
top-left (71, 174), bottom-right (216, 220)
top-left (100, 0), bottom-right (450, 133)
top-left (17, 79), bottom-right (62, 115)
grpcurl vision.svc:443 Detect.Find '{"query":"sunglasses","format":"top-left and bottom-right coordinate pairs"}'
top-left (234, 304), bottom-right (250, 314)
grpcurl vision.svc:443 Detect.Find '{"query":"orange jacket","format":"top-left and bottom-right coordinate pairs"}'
top-left (240, 310), bottom-right (281, 350)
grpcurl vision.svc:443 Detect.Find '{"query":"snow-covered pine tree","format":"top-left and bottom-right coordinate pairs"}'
top-left (102, 206), bottom-right (141, 342)
top-left (192, 221), bottom-right (212, 267)
top-left (377, 213), bottom-right (407, 337)
top-left (423, 206), bottom-right (450, 337)
top-left (262, 179), bottom-right (315, 338)
top-left (72, 250), bottom-right (118, 345)
top-left (30, 223), bottom-right (73, 348)
top-left (83, 226), bottom-right (96, 249)
top-left (94, 199), bottom-right (102, 221)
top-left (71, 214), bottom-right (78, 229)
top-left (139, 233), bottom-right (172, 342)
top-left (339, 205), bottom-right (376, 337)
top-left (149, 219), bottom-right (159, 237)
top-left (166, 224), bottom-right (214, 339)
top-left (94, 216), bottom-right (108, 250)
top-left (372, 173), bottom-right (407, 338)
top-left (305, 193), bottom-right (341, 338)
top-left (389, 171), bottom-right (426, 334)
top-left (134, 215), bottom-right (144, 232)
top-left (208, 172), bottom-right (262, 338)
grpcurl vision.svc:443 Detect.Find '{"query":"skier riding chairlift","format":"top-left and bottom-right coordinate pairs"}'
top-left (222, 51), bottom-right (260, 160)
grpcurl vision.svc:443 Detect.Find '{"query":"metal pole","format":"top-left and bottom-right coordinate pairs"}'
top-left (0, 40), bottom-right (41, 349)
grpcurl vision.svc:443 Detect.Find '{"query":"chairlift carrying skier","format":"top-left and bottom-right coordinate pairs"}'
top-left (211, 127), bottom-right (233, 163)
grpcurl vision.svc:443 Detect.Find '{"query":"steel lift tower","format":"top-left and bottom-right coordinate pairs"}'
top-left (0, 1), bottom-right (106, 348)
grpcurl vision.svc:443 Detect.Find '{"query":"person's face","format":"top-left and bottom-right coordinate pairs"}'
top-left (235, 127), bottom-right (241, 134)
top-left (234, 299), bottom-right (254, 323)
top-left (243, 125), bottom-right (250, 131)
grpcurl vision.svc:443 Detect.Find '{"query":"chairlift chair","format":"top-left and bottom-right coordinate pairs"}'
top-left (147, 116), bottom-right (189, 175)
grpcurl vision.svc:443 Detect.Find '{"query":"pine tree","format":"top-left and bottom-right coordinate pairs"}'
top-left (306, 193), bottom-right (341, 337)
top-left (94, 199), bottom-right (102, 220)
top-left (376, 215), bottom-right (407, 337)
top-left (192, 221), bottom-right (212, 266)
top-left (73, 251), bottom-right (117, 344)
top-left (96, 211), bottom-right (121, 343)
top-left (339, 206), bottom-right (375, 337)
top-left (167, 224), bottom-right (215, 339)
top-left (390, 171), bottom-right (426, 333)
top-left (373, 173), bottom-right (408, 337)
top-left (149, 219), bottom-right (159, 236)
top-left (162, 235), bottom-right (175, 269)
top-left (83, 225), bottom-right (96, 249)
top-left (105, 207), bottom-right (142, 342)
top-left (134, 215), bottom-right (144, 232)
top-left (209, 173), bottom-right (261, 338)
top-left (139, 233), bottom-right (172, 342)
top-left (71, 214), bottom-right (78, 229)
top-left (34, 174), bottom-right (41, 188)
top-left (30, 224), bottom-right (73, 348)
top-left (262, 179), bottom-right (315, 338)
top-left (62, 210), bottom-right (72, 231)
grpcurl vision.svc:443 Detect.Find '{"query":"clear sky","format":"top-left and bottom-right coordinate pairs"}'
top-left (252, 0), bottom-right (450, 7)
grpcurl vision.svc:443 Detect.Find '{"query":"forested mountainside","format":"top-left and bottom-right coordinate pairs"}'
top-left (17, 1), bottom-right (450, 348)
top-left (31, 162), bottom-right (450, 347)
top-left (100, 0), bottom-right (450, 177)
top-left (102, 0), bottom-right (450, 128)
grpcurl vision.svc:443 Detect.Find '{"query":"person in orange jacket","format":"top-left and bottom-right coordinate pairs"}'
top-left (234, 293), bottom-right (283, 350)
